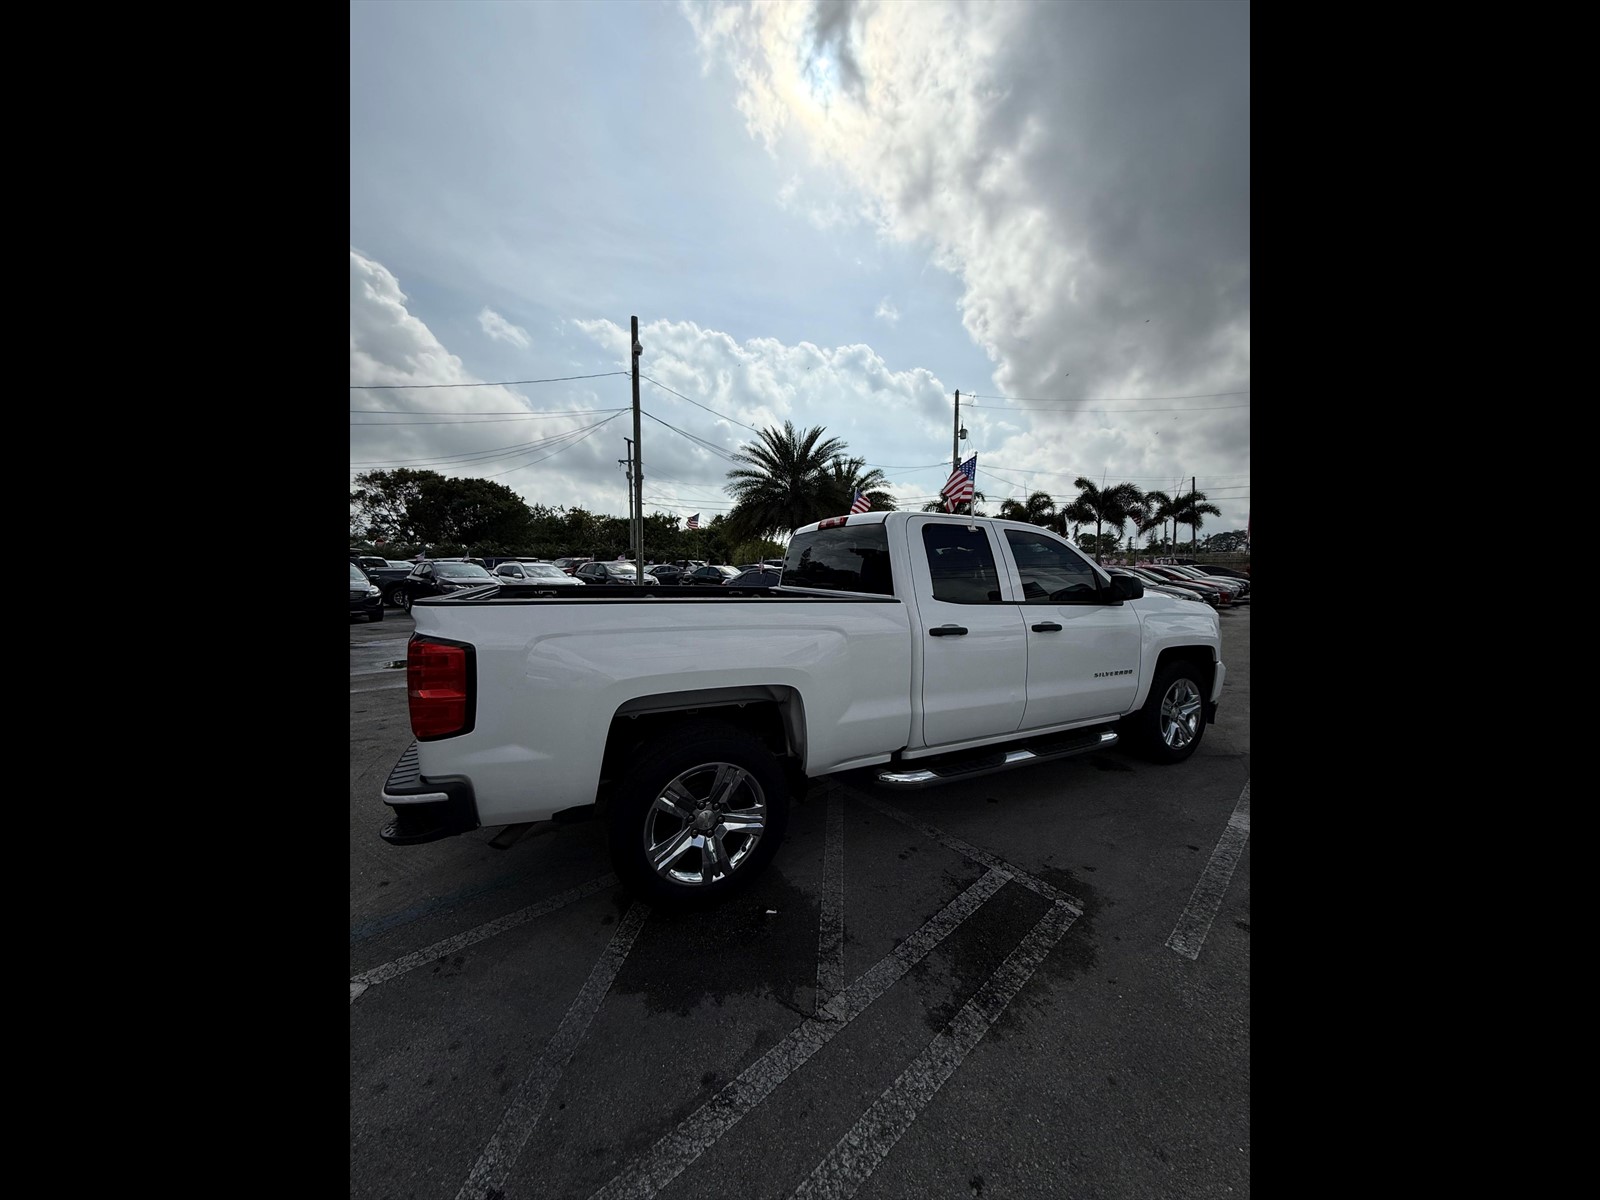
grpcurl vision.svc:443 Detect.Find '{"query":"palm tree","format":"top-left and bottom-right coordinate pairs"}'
top-left (821, 456), bottom-right (895, 513)
top-left (1142, 490), bottom-right (1175, 554)
top-left (724, 421), bottom-right (848, 541)
top-left (1172, 489), bottom-right (1222, 554)
top-left (1060, 478), bottom-right (1145, 563)
top-left (996, 491), bottom-right (1057, 527)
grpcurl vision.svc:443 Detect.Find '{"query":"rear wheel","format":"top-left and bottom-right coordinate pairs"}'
top-left (397, 590), bottom-right (411, 612)
top-left (1124, 660), bottom-right (1209, 763)
top-left (607, 721), bottom-right (789, 907)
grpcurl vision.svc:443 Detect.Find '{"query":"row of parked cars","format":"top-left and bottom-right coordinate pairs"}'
top-left (350, 554), bottom-right (787, 621)
top-left (1106, 562), bottom-right (1251, 608)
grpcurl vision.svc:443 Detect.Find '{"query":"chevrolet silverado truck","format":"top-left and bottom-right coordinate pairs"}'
top-left (379, 511), bottom-right (1225, 906)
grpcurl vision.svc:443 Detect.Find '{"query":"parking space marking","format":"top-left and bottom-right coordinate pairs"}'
top-left (455, 901), bottom-right (650, 1200)
top-left (586, 868), bottom-right (1011, 1200)
top-left (350, 874), bottom-right (619, 1003)
top-left (840, 786), bottom-right (1084, 913)
top-left (790, 898), bottom-right (1078, 1200)
top-left (1166, 780), bottom-right (1250, 960)
top-left (816, 793), bottom-right (846, 1009)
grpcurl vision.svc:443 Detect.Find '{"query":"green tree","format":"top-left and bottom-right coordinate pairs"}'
top-left (407, 474), bottom-right (537, 551)
top-left (996, 491), bottom-right (1057, 528)
top-left (724, 421), bottom-right (849, 541)
top-left (1172, 489), bottom-right (1223, 554)
top-left (1060, 479), bottom-right (1145, 563)
top-left (821, 456), bottom-right (895, 513)
top-left (350, 468), bottom-right (444, 544)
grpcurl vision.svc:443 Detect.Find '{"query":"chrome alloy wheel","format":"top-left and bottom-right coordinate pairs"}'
top-left (1158, 677), bottom-right (1204, 749)
top-left (642, 762), bottom-right (769, 886)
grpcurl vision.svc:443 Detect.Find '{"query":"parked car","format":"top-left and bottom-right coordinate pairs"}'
top-left (683, 564), bottom-right (741, 586)
top-left (1121, 565), bottom-right (1225, 607)
top-left (551, 556), bottom-right (593, 576)
top-left (394, 560), bottom-right (497, 610)
top-left (1105, 565), bottom-right (1204, 605)
top-left (646, 564), bottom-right (685, 585)
top-left (725, 568), bottom-right (781, 587)
top-left (493, 561), bottom-right (585, 586)
top-left (1138, 564), bottom-right (1237, 605)
top-left (350, 561), bottom-right (384, 623)
top-left (1163, 564), bottom-right (1250, 601)
top-left (1196, 564), bottom-right (1250, 582)
top-left (574, 561), bottom-right (659, 586)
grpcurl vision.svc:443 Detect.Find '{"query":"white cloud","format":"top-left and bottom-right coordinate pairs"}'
top-left (874, 297), bottom-right (899, 325)
top-left (683, 0), bottom-right (1250, 527)
top-left (478, 307), bottom-right (531, 349)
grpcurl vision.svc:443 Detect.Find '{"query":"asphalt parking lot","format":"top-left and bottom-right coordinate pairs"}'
top-left (351, 606), bottom-right (1249, 1200)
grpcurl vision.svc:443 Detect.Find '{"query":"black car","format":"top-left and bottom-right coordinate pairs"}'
top-left (574, 561), bottom-right (659, 586)
top-left (645, 564), bottom-right (685, 585)
top-left (394, 560), bottom-right (497, 610)
top-left (350, 561), bottom-right (384, 622)
top-left (683, 565), bottom-right (740, 586)
top-left (724, 568), bottom-right (781, 587)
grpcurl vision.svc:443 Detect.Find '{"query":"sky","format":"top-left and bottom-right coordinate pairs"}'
top-left (350, 0), bottom-right (1249, 542)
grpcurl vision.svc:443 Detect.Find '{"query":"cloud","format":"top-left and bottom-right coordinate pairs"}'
top-left (684, 0), bottom-right (1250, 522)
top-left (478, 307), bottom-right (531, 349)
top-left (874, 297), bottom-right (899, 325)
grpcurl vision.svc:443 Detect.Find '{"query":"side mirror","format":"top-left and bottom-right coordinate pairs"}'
top-left (1108, 574), bottom-right (1143, 600)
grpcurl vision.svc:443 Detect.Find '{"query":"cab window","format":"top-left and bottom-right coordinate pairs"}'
top-left (1003, 529), bottom-right (1100, 602)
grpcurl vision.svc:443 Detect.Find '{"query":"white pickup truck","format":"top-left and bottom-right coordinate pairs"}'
top-left (380, 511), bottom-right (1225, 906)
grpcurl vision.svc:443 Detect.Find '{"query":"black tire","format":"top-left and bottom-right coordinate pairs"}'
top-left (397, 590), bottom-right (411, 612)
top-left (607, 721), bottom-right (789, 908)
top-left (384, 586), bottom-right (405, 607)
top-left (1123, 660), bottom-right (1209, 764)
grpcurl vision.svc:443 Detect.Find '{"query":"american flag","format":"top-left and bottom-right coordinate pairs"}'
top-left (686, 513), bottom-right (700, 529)
top-left (941, 456), bottom-right (977, 511)
top-left (850, 490), bottom-right (870, 514)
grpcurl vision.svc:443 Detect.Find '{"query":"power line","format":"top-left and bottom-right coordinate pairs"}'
top-left (963, 389), bottom-right (1250, 403)
top-left (351, 415), bottom-right (627, 469)
top-left (351, 407), bottom-right (629, 427)
top-left (966, 402), bottom-right (1251, 414)
top-left (350, 371), bottom-right (631, 390)
top-left (477, 412), bottom-right (626, 480)
top-left (351, 406), bottom-right (628, 418)
top-left (639, 374), bottom-right (764, 434)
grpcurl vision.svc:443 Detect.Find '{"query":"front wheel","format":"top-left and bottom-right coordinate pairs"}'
top-left (607, 721), bottom-right (789, 907)
top-left (1123, 661), bottom-right (1209, 764)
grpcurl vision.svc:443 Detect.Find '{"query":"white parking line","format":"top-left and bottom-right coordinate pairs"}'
top-left (816, 793), bottom-right (846, 1009)
top-left (1166, 780), bottom-right (1250, 960)
top-left (790, 899), bottom-right (1078, 1200)
top-left (350, 874), bottom-right (619, 1002)
top-left (586, 868), bottom-right (1011, 1200)
top-left (455, 902), bottom-right (650, 1200)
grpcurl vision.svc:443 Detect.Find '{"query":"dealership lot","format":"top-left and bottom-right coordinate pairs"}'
top-left (350, 608), bottom-right (1249, 1200)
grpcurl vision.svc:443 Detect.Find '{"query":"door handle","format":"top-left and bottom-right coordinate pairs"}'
top-left (929, 624), bottom-right (968, 637)
top-left (1031, 621), bottom-right (1063, 632)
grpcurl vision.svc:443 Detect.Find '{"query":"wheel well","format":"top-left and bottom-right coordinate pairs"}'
top-left (598, 691), bottom-right (802, 811)
top-left (1151, 646), bottom-right (1216, 698)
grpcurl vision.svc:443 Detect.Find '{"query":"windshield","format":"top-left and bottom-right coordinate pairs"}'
top-left (350, 563), bottom-right (368, 582)
top-left (525, 564), bottom-right (566, 578)
top-left (605, 564), bottom-right (638, 576)
top-left (435, 563), bottom-right (493, 579)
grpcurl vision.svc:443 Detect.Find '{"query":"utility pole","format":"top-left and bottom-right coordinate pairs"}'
top-left (620, 439), bottom-right (634, 557)
top-left (952, 389), bottom-right (960, 476)
top-left (631, 317), bottom-right (644, 581)
top-left (1191, 476), bottom-right (1198, 556)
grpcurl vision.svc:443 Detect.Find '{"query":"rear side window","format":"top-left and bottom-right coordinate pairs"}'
top-left (921, 523), bottom-right (1002, 603)
top-left (784, 524), bottom-right (894, 595)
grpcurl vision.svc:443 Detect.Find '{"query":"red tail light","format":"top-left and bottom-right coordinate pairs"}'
top-left (408, 635), bottom-right (476, 740)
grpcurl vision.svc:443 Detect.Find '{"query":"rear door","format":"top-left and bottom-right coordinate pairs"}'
top-left (906, 517), bottom-right (1028, 746)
